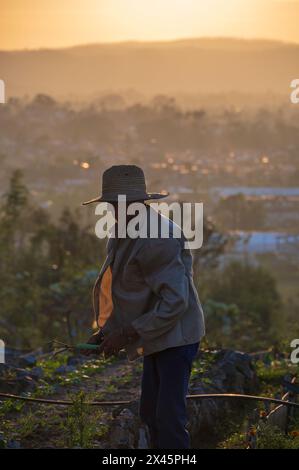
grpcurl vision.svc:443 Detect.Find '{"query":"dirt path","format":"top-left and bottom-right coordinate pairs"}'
top-left (0, 353), bottom-right (144, 448)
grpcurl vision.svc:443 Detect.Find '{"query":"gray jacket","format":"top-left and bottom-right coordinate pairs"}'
top-left (92, 207), bottom-right (205, 361)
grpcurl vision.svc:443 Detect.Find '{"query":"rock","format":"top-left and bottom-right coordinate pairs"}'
top-left (15, 366), bottom-right (43, 381)
top-left (187, 350), bottom-right (258, 446)
top-left (107, 349), bottom-right (258, 449)
top-left (267, 404), bottom-right (288, 432)
top-left (0, 364), bottom-right (11, 377)
top-left (0, 364), bottom-right (33, 393)
top-left (18, 354), bottom-right (37, 368)
top-left (4, 348), bottom-right (28, 366)
top-left (0, 432), bottom-right (5, 449)
top-left (14, 375), bottom-right (37, 394)
top-left (15, 368), bottom-right (31, 379)
top-left (6, 439), bottom-right (21, 449)
top-left (0, 375), bottom-right (37, 394)
top-left (52, 383), bottom-right (63, 394)
top-left (54, 365), bottom-right (76, 375)
top-left (109, 408), bottom-right (144, 449)
top-left (30, 366), bottom-right (44, 380)
top-left (67, 356), bottom-right (84, 367)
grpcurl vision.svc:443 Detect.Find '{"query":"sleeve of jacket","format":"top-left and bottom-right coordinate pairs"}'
top-left (131, 237), bottom-right (189, 341)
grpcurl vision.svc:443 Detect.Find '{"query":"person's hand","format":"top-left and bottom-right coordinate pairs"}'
top-left (81, 330), bottom-right (103, 356)
top-left (87, 330), bottom-right (103, 345)
top-left (97, 328), bottom-right (127, 358)
top-left (98, 324), bottom-right (139, 358)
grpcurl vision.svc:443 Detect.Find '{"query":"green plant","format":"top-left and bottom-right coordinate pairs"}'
top-left (18, 411), bottom-right (38, 439)
top-left (256, 358), bottom-right (298, 385)
top-left (64, 391), bottom-right (102, 448)
top-left (202, 261), bottom-right (283, 350)
top-left (257, 422), bottom-right (299, 449)
top-left (0, 399), bottom-right (24, 415)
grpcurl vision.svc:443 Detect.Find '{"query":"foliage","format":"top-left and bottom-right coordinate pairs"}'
top-left (218, 355), bottom-right (299, 449)
top-left (203, 300), bottom-right (240, 347)
top-left (215, 193), bottom-right (266, 231)
top-left (65, 392), bottom-right (95, 448)
top-left (256, 358), bottom-right (298, 385)
top-left (0, 171), bottom-right (105, 348)
top-left (0, 352), bottom-right (117, 448)
top-left (256, 422), bottom-right (299, 449)
top-left (0, 399), bottom-right (24, 415)
top-left (202, 261), bottom-right (283, 350)
top-left (192, 217), bottom-right (227, 273)
top-left (190, 350), bottom-right (217, 381)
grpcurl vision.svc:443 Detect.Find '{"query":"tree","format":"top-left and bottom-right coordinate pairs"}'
top-left (0, 171), bottom-right (105, 347)
top-left (215, 194), bottom-right (266, 231)
top-left (205, 261), bottom-right (283, 349)
top-left (2, 169), bottom-right (29, 219)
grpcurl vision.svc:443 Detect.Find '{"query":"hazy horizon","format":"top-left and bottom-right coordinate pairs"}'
top-left (1, 0), bottom-right (299, 50)
top-left (1, 35), bottom-right (299, 53)
top-left (1, 36), bottom-right (297, 100)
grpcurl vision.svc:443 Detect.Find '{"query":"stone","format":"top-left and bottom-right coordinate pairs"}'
top-left (109, 408), bottom-right (140, 449)
top-left (15, 366), bottom-right (43, 381)
top-left (30, 366), bottom-right (44, 379)
top-left (6, 439), bottom-right (21, 449)
top-left (54, 365), bottom-right (76, 375)
top-left (0, 372), bottom-right (35, 394)
top-left (107, 349), bottom-right (258, 449)
top-left (0, 364), bottom-right (11, 377)
top-left (267, 404), bottom-right (288, 432)
top-left (15, 368), bottom-right (31, 378)
top-left (67, 356), bottom-right (84, 367)
top-left (15, 375), bottom-right (37, 394)
top-left (18, 354), bottom-right (37, 368)
top-left (0, 432), bottom-right (5, 449)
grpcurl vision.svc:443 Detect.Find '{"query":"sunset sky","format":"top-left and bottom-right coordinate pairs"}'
top-left (1, 0), bottom-right (299, 50)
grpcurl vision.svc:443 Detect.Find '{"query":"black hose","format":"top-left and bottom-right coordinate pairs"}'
top-left (0, 391), bottom-right (298, 408)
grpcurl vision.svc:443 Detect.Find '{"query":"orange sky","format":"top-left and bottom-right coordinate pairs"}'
top-left (1, 0), bottom-right (299, 50)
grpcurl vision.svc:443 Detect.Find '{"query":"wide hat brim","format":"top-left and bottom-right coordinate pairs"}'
top-left (82, 192), bottom-right (168, 205)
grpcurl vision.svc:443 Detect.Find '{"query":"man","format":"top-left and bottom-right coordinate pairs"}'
top-left (82, 165), bottom-right (205, 449)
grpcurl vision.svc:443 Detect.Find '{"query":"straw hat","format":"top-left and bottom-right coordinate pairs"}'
top-left (82, 165), bottom-right (168, 205)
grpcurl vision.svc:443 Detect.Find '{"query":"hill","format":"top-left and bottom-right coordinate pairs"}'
top-left (0, 37), bottom-right (298, 99)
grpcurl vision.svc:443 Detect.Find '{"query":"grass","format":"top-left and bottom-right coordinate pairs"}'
top-left (255, 421), bottom-right (299, 449)
top-left (63, 391), bottom-right (107, 448)
top-left (190, 350), bottom-right (217, 382)
top-left (36, 353), bottom-right (114, 387)
top-left (0, 352), bottom-right (138, 448)
top-left (2, 349), bottom-right (297, 449)
top-left (218, 355), bottom-right (299, 449)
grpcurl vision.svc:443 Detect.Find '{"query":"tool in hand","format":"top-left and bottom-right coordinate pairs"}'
top-left (50, 340), bottom-right (102, 357)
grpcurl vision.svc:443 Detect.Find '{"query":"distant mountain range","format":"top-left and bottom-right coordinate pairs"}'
top-left (0, 38), bottom-right (298, 99)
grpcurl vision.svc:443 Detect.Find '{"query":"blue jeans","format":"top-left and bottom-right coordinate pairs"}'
top-left (139, 342), bottom-right (199, 449)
